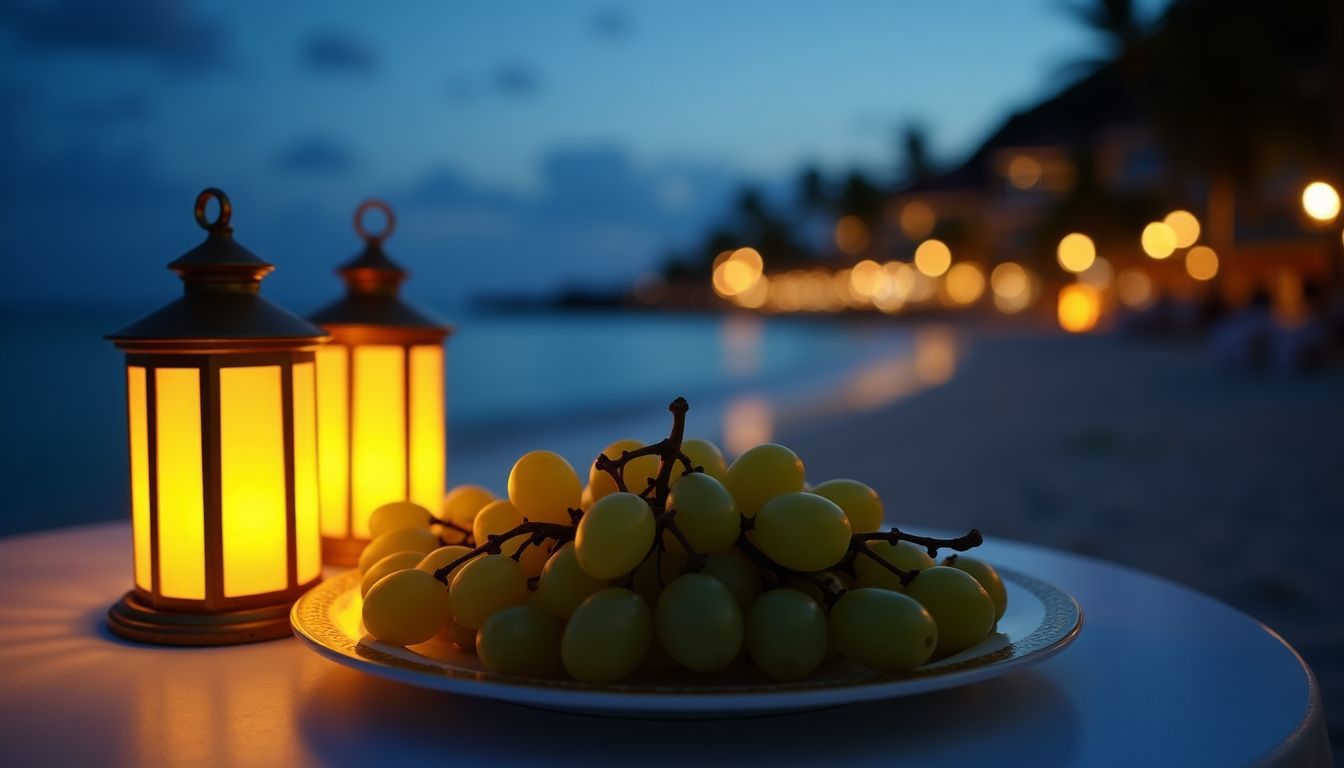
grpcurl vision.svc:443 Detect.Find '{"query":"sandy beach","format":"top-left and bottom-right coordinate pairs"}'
top-left (781, 328), bottom-right (1344, 752)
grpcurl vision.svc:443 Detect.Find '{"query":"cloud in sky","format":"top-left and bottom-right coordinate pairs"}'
top-left (492, 61), bottom-right (541, 97)
top-left (0, 0), bottom-right (230, 70)
top-left (273, 135), bottom-right (357, 175)
top-left (590, 8), bottom-right (633, 40)
top-left (301, 31), bottom-right (377, 75)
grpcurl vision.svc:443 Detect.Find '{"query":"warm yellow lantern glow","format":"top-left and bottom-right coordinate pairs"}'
top-left (1185, 245), bottom-right (1219, 281)
top-left (1163, 210), bottom-right (1201, 248)
top-left (944, 263), bottom-right (986, 305)
top-left (914, 239), bottom-right (952, 277)
top-left (311, 200), bottom-right (452, 565)
top-left (107, 188), bottom-right (328, 646)
top-left (1301, 181), bottom-right (1341, 222)
top-left (1056, 233), bottom-right (1095, 273)
top-left (1058, 284), bottom-right (1102, 333)
top-left (1141, 222), bottom-right (1178, 259)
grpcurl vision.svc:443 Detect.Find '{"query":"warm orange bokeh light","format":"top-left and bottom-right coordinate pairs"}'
top-left (1141, 222), bottom-right (1178, 259)
top-left (1056, 233), bottom-right (1096, 273)
top-left (1163, 210), bottom-right (1201, 248)
top-left (834, 215), bottom-right (870, 255)
top-left (944, 263), bottom-right (986, 305)
top-left (899, 201), bottom-right (935, 239)
top-left (1301, 181), bottom-right (1341, 222)
top-left (1058, 284), bottom-right (1102, 333)
top-left (914, 239), bottom-right (952, 277)
top-left (1008, 155), bottom-right (1042, 189)
top-left (1116, 268), bottom-right (1154, 309)
top-left (1185, 245), bottom-right (1219, 281)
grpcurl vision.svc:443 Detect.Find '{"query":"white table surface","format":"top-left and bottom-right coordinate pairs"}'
top-left (0, 522), bottom-right (1330, 767)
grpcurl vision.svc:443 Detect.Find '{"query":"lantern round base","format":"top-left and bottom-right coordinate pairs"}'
top-left (106, 591), bottom-right (296, 646)
top-left (322, 536), bottom-right (369, 568)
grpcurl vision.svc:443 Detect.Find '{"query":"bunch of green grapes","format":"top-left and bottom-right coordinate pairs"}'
top-left (355, 398), bottom-right (1005, 685)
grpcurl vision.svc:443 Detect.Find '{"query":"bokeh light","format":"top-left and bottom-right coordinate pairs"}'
top-left (1008, 155), bottom-right (1042, 189)
top-left (1078, 256), bottom-right (1113, 288)
top-left (848, 259), bottom-right (884, 297)
top-left (914, 239), bottom-right (952, 277)
top-left (990, 262), bottom-right (1033, 314)
top-left (1163, 210), bottom-right (1201, 248)
top-left (1056, 233), bottom-right (1096, 273)
top-left (1057, 284), bottom-right (1101, 333)
top-left (1301, 181), bottom-right (1341, 222)
top-left (1184, 245), bottom-right (1219, 281)
top-left (899, 201), bottom-right (935, 239)
top-left (712, 247), bottom-right (765, 297)
top-left (1141, 222), bottom-right (1177, 259)
top-left (944, 263), bottom-right (986, 305)
top-left (1116, 268), bottom-right (1154, 308)
top-left (834, 215), bottom-right (870, 255)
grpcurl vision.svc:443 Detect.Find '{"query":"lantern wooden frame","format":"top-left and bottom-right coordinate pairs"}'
top-left (106, 188), bottom-right (329, 645)
top-left (309, 200), bottom-right (452, 566)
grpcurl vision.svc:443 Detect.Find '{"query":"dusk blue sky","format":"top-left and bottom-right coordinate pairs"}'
top-left (0, 0), bottom-right (1170, 314)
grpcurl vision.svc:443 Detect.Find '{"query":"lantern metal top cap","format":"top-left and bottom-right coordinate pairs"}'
top-left (308, 199), bottom-right (451, 337)
top-left (107, 188), bottom-right (329, 351)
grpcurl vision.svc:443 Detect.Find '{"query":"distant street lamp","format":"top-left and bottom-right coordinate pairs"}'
top-left (1301, 181), bottom-right (1341, 223)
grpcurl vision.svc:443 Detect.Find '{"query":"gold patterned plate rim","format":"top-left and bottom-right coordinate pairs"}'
top-left (292, 565), bottom-right (1082, 716)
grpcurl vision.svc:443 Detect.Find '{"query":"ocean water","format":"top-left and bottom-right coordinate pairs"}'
top-left (0, 306), bottom-right (945, 535)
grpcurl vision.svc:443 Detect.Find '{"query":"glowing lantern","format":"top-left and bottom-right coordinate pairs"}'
top-left (309, 201), bottom-right (453, 565)
top-left (106, 189), bottom-right (328, 645)
top-left (1301, 181), bottom-right (1340, 222)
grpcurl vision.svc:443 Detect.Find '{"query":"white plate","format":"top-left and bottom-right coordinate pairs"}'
top-left (292, 566), bottom-right (1082, 717)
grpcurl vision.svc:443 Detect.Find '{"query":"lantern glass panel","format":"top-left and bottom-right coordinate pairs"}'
top-left (127, 366), bottom-right (151, 591)
top-left (155, 367), bottom-right (205, 600)
top-left (316, 345), bottom-right (349, 538)
top-left (410, 344), bottom-right (445, 511)
top-left (220, 366), bottom-right (288, 597)
top-left (293, 361), bottom-right (321, 584)
top-left (352, 345), bottom-right (406, 536)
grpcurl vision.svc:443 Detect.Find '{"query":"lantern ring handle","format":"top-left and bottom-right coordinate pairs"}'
top-left (194, 188), bottom-right (232, 231)
top-left (355, 199), bottom-right (395, 242)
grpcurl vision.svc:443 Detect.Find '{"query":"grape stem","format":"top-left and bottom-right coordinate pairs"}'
top-left (426, 515), bottom-right (475, 546)
top-left (431, 521), bottom-right (575, 585)
top-left (735, 532), bottom-right (846, 608)
top-left (848, 527), bottom-right (984, 587)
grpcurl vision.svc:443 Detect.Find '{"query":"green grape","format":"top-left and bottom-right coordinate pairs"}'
top-left (588, 439), bottom-right (662, 501)
top-left (746, 588), bottom-right (829, 680)
top-left (449, 554), bottom-right (528, 629)
top-left (675, 438), bottom-right (727, 483)
top-left (437, 485), bottom-right (495, 542)
top-left (943, 555), bottom-right (1007, 621)
top-left (699, 550), bottom-right (762, 611)
top-left (809, 479), bottom-right (884, 534)
top-left (655, 574), bottom-right (744, 672)
top-left (904, 566), bottom-right (996, 657)
top-left (437, 619), bottom-right (477, 652)
top-left (574, 492), bottom-right (655, 579)
top-left (507, 450), bottom-right (581, 525)
top-left (754, 493), bottom-right (852, 571)
top-left (666, 472), bottom-right (739, 553)
top-left (360, 551), bottom-right (423, 598)
top-left (724, 443), bottom-right (806, 518)
top-left (471, 499), bottom-right (552, 577)
top-left (357, 526), bottom-right (440, 574)
top-left (476, 605), bottom-right (563, 677)
top-left (631, 540), bottom-right (689, 606)
top-left (535, 542), bottom-right (609, 619)
top-left (416, 545), bottom-right (474, 579)
top-left (787, 571), bottom-right (847, 606)
top-left (362, 569), bottom-right (451, 646)
top-left (579, 485), bottom-right (594, 511)
top-left (561, 587), bottom-right (652, 683)
top-left (829, 588), bottom-right (937, 672)
top-left (368, 501), bottom-right (431, 539)
top-left (854, 540), bottom-right (935, 591)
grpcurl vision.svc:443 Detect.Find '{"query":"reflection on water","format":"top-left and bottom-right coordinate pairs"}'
top-left (723, 397), bottom-right (774, 456)
top-left (721, 327), bottom-right (961, 451)
top-left (719, 313), bottom-right (763, 379)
